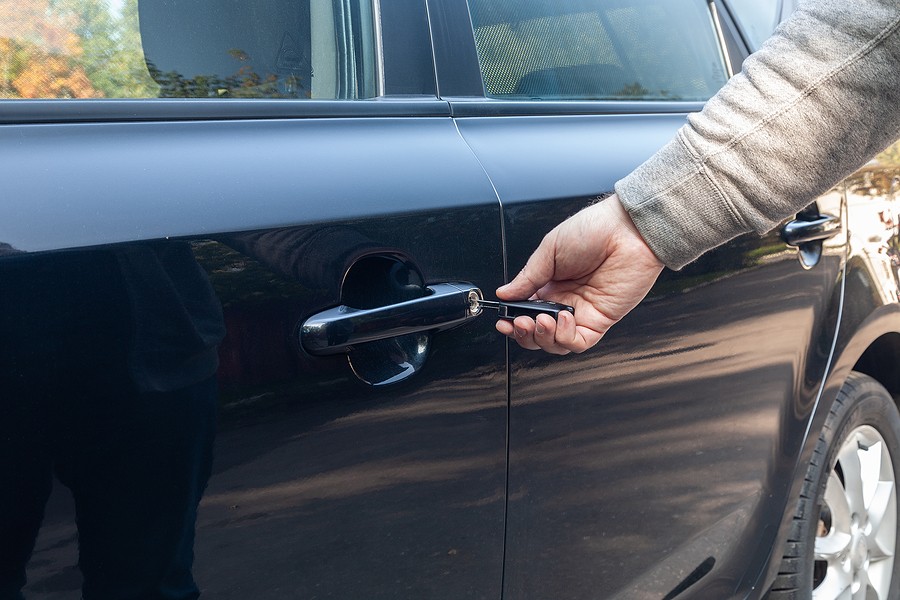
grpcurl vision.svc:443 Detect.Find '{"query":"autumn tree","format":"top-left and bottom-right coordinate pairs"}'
top-left (0, 0), bottom-right (156, 99)
top-left (3, 0), bottom-right (304, 100)
top-left (0, 0), bottom-right (98, 97)
top-left (51, 0), bottom-right (158, 97)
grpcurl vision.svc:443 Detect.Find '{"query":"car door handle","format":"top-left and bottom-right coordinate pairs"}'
top-left (300, 282), bottom-right (482, 355)
top-left (781, 213), bottom-right (842, 246)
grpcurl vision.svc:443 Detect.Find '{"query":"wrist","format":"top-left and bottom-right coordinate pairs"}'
top-left (605, 194), bottom-right (665, 270)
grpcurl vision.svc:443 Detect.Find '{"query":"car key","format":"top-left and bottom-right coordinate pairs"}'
top-left (476, 298), bottom-right (575, 321)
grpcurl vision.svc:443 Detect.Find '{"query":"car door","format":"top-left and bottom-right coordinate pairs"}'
top-left (429, 0), bottom-right (845, 597)
top-left (0, 1), bottom-right (508, 598)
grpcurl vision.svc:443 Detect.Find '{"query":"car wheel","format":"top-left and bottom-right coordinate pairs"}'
top-left (768, 371), bottom-right (900, 600)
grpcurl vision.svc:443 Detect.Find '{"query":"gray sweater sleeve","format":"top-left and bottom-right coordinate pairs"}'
top-left (615, 0), bottom-right (900, 270)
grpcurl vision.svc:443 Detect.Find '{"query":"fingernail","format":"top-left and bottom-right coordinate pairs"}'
top-left (535, 323), bottom-right (545, 335)
top-left (515, 327), bottom-right (525, 337)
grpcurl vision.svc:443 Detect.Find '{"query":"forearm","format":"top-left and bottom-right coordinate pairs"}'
top-left (616, 0), bottom-right (900, 270)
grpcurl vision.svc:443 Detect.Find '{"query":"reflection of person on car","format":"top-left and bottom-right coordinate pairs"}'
top-left (0, 225), bottom-right (394, 599)
top-left (497, 0), bottom-right (900, 355)
top-left (0, 242), bottom-right (225, 600)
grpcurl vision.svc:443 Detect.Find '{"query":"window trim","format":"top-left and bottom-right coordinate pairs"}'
top-left (447, 99), bottom-right (706, 118)
top-left (716, 0), bottom-right (756, 64)
top-left (0, 98), bottom-right (451, 125)
top-left (373, 0), bottom-right (386, 97)
top-left (709, 0), bottom-right (736, 78)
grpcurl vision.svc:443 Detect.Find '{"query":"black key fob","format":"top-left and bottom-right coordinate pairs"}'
top-left (480, 299), bottom-right (575, 321)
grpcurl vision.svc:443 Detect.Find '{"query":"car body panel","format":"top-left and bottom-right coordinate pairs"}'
top-left (3, 111), bottom-right (511, 598)
top-left (454, 111), bottom-right (844, 598)
top-left (0, 113), bottom-right (503, 252)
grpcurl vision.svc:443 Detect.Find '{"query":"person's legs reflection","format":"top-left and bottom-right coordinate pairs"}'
top-left (0, 257), bottom-right (66, 600)
top-left (0, 386), bottom-right (54, 600)
top-left (55, 377), bottom-right (216, 600)
top-left (1, 247), bottom-right (223, 600)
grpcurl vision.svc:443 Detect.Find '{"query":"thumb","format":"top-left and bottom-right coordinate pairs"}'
top-left (496, 233), bottom-right (557, 300)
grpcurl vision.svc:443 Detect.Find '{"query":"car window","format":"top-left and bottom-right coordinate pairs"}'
top-left (0, 0), bottom-right (377, 100)
top-left (726, 0), bottom-right (780, 49)
top-left (466, 0), bottom-right (729, 101)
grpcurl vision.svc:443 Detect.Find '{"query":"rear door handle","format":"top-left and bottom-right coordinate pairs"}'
top-left (300, 282), bottom-right (482, 355)
top-left (781, 213), bottom-right (841, 246)
top-left (781, 211), bottom-right (842, 269)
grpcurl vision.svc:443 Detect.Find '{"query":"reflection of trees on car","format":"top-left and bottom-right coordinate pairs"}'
top-left (845, 141), bottom-right (900, 199)
top-left (146, 58), bottom-right (306, 99)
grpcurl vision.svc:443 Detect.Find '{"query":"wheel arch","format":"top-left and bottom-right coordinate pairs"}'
top-left (828, 305), bottom-right (900, 407)
top-left (852, 331), bottom-right (900, 399)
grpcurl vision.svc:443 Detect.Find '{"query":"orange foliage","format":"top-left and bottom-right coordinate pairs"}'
top-left (0, 0), bottom-right (101, 98)
top-left (0, 0), bottom-right (80, 54)
top-left (36, 19), bottom-right (83, 57)
top-left (14, 55), bottom-right (101, 98)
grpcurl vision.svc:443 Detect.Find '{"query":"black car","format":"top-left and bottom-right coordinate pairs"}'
top-left (2, 0), bottom-right (899, 598)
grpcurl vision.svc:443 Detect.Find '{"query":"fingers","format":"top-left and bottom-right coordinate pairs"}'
top-left (551, 310), bottom-right (578, 348)
top-left (533, 314), bottom-right (570, 355)
top-left (496, 271), bottom-right (540, 303)
top-left (494, 316), bottom-right (545, 351)
top-left (494, 311), bottom-right (599, 355)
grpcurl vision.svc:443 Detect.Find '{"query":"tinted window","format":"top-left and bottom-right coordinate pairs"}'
top-left (0, 0), bottom-right (377, 100)
top-left (467, 0), bottom-right (728, 101)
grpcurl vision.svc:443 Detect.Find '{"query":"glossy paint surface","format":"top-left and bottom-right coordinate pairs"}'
top-left (0, 114), bottom-right (493, 253)
top-left (456, 114), bottom-right (844, 598)
top-left (818, 141), bottom-right (900, 425)
top-left (4, 114), bottom-right (510, 598)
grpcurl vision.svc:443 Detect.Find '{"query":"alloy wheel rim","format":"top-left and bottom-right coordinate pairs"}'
top-left (814, 425), bottom-right (897, 599)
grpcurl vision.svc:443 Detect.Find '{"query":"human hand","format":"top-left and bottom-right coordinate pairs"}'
top-left (496, 194), bottom-right (664, 354)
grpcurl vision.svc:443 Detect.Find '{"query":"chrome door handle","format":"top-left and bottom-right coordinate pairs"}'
top-left (300, 282), bottom-right (482, 355)
top-left (781, 213), bottom-right (841, 246)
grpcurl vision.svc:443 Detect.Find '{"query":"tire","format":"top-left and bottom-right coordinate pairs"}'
top-left (767, 372), bottom-right (900, 600)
